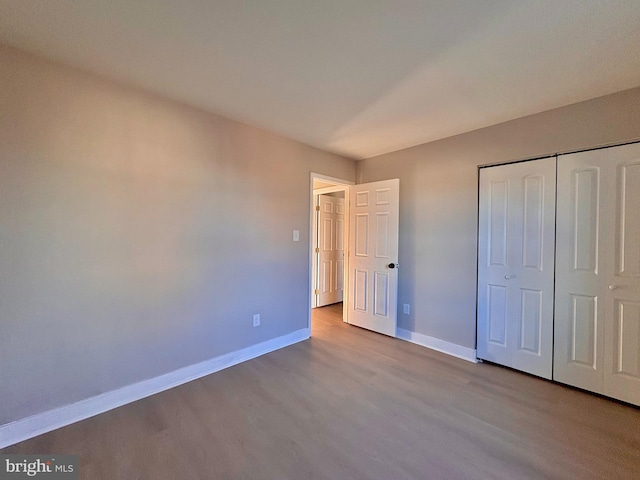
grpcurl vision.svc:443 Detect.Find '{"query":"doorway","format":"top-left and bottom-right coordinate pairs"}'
top-left (314, 190), bottom-right (345, 308)
top-left (308, 174), bottom-right (401, 338)
top-left (309, 173), bottom-right (353, 330)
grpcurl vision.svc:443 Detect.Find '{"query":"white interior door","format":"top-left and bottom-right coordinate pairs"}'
top-left (477, 158), bottom-right (556, 379)
top-left (348, 179), bottom-right (399, 337)
top-left (317, 194), bottom-right (345, 306)
top-left (555, 143), bottom-right (640, 405)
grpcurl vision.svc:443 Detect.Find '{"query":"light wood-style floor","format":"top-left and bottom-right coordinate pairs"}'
top-left (4, 303), bottom-right (640, 479)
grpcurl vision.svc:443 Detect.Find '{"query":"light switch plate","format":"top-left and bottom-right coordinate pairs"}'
top-left (293, 230), bottom-right (300, 241)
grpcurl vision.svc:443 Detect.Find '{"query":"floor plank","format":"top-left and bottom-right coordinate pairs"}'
top-left (3, 302), bottom-right (640, 479)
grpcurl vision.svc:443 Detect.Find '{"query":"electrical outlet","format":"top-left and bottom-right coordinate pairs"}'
top-left (253, 314), bottom-right (261, 327)
top-left (403, 304), bottom-right (410, 315)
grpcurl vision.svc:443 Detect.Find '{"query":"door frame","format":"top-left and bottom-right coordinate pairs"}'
top-left (309, 173), bottom-right (354, 331)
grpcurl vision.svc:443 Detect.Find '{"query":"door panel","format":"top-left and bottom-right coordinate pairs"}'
top-left (348, 179), bottom-right (399, 337)
top-left (617, 162), bottom-right (640, 276)
top-left (522, 175), bottom-right (544, 270)
top-left (375, 213), bottom-right (390, 257)
top-left (354, 269), bottom-right (367, 311)
top-left (321, 261), bottom-right (331, 294)
top-left (374, 271), bottom-right (389, 317)
top-left (355, 214), bottom-right (368, 256)
top-left (570, 294), bottom-right (598, 368)
top-left (613, 300), bottom-right (640, 377)
top-left (519, 288), bottom-right (542, 354)
top-left (336, 217), bottom-right (344, 250)
top-left (478, 158), bottom-right (556, 379)
top-left (573, 168), bottom-right (600, 272)
top-left (489, 180), bottom-right (509, 267)
top-left (488, 284), bottom-right (508, 345)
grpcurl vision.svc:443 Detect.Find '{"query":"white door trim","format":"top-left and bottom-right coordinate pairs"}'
top-left (309, 173), bottom-right (354, 330)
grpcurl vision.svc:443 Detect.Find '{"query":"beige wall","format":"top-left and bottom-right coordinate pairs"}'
top-left (357, 87), bottom-right (640, 349)
top-left (0, 44), bottom-right (355, 425)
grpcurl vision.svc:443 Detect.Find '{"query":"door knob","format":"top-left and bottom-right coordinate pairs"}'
top-left (608, 285), bottom-right (619, 290)
top-left (388, 263), bottom-right (397, 269)
top-left (505, 274), bottom-right (516, 280)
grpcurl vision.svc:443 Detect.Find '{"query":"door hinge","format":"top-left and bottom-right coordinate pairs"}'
top-left (315, 205), bottom-right (320, 211)
top-left (314, 289), bottom-right (319, 295)
top-left (315, 247), bottom-right (320, 253)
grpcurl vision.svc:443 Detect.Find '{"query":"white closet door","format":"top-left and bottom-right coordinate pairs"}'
top-left (554, 151), bottom-right (609, 393)
top-left (555, 142), bottom-right (640, 406)
top-left (604, 145), bottom-right (640, 405)
top-left (477, 158), bottom-right (556, 379)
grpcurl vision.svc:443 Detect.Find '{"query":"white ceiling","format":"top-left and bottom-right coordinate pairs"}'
top-left (1, 1), bottom-right (639, 159)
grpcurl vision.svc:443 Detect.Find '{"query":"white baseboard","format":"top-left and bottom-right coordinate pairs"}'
top-left (0, 328), bottom-right (310, 449)
top-left (397, 328), bottom-right (477, 363)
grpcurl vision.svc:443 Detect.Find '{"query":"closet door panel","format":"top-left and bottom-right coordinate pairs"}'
top-left (478, 158), bottom-right (556, 379)
top-left (511, 164), bottom-right (556, 378)
top-left (554, 157), bottom-right (607, 392)
top-left (478, 172), bottom-right (514, 368)
top-left (603, 150), bottom-right (640, 405)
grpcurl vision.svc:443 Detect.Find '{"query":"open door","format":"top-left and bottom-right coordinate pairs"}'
top-left (348, 179), bottom-right (399, 336)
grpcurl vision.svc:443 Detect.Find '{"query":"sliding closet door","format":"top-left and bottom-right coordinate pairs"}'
top-left (555, 142), bottom-right (640, 406)
top-left (477, 158), bottom-right (556, 379)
